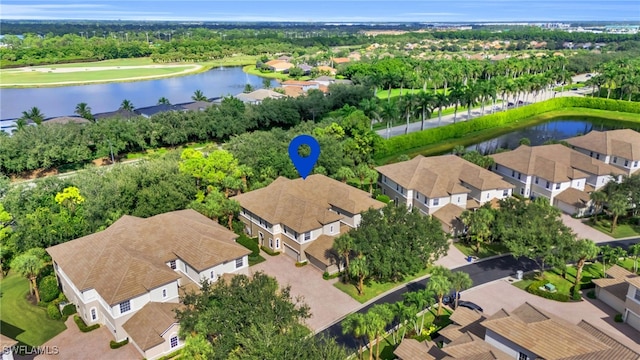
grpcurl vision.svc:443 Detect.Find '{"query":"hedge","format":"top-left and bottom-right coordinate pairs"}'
top-left (39, 275), bottom-right (61, 303)
top-left (526, 280), bottom-right (570, 302)
top-left (47, 303), bottom-right (62, 320)
top-left (110, 339), bottom-right (129, 349)
top-left (374, 97), bottom-right (640, 160)
top-left (261, 246), bottom-right (280, 256)
top-left (237, 235), bottom-right (260, 257)
top-left (74, 315), bottom-right (100, 332)
top-left (62, 303), bottom-right (77, 317)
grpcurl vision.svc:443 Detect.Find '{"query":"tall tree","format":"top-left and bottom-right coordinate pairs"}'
top-left (74, 102), bottom-right (94, 121)
top-left (460, 206), bottom-right (495, 254)
top-left (349, 255), bottom-right (369, 296)
top-left (571, 239), bottom-right (599, 291)
top-left (20, 106), bottom-right (45, 125)
top-left (11, 248), bottom-right (48, 303)
top-left (449, 271), bottom-right (473, 309)
top-left (608, 192), bottom-right (628, 233)
top-left (629, 243), bottom-right (640, 273)
top-left (342, 313), bottom-right (367, 360)
top-left (333, 234), bottom-right (354, 280)
top-left (120, 99), bottom-right (135, 111)
top-left (426, 272), bottom-right (451, 318)
top-left (589, 190), bottom-right (607, 222)
top-left (192, 89), bottom-right (207, 101)
top-left (157, 96), bottom-right (171, 105)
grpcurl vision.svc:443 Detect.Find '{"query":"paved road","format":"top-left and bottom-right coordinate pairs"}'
top-left (319, 237), bottom-right (639, 350)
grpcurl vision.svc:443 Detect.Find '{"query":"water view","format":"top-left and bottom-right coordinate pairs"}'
top-left (0, 67), bottom-right (277, 120)
top-left (466, 119), bottom-right (640, 154)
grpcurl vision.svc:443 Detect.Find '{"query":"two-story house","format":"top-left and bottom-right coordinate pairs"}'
top-left (395, 302), bottom-right (640, 360)
top-left (566, 129), bottom-right (640, 175)
top-left (593, 264), bottom-right (640, 332)
top-left (46, 209), bottom-right (250, 360)
top-left (490, 144), bottom-right (625, 216)
top-left (232, 175), bottom-right (384, 272)
top-left (375, 155), bottom-right (514, 233)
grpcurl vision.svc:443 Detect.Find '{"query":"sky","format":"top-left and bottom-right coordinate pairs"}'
top-left (1, 0), bottom-right (639, 22)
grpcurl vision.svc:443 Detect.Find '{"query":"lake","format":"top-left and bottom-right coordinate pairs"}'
top-left (466, 119), bottom-right (640, 154)
top-left (0, 67), bottom-right (277, 120)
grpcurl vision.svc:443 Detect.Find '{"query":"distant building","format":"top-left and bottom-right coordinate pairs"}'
top-left (234, 89), bottom-right (285, 105)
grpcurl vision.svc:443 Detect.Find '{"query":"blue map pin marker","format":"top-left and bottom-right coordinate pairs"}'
top-left (288, 135), bottom-right (320, 179)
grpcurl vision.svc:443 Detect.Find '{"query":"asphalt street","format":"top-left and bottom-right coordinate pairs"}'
top-left (319, 237), bottom-right (639, 350)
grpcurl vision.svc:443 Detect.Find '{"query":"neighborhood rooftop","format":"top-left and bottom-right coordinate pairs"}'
top-left (47, 209), bottom-right (250, 305)
top-left (566, 129), bottom-right (640, 161)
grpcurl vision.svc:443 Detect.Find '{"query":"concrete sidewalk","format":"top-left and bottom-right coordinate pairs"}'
top-left (561, 214), bottom-right (614, 243)
top-left (435, 241), bottom-right (471, 269)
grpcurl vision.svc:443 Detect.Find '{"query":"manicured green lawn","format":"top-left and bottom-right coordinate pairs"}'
top-left (204, 55), bottom-right (258, 67)
top-left (0, 273), bottom-right (67, 346)
top-left (553, 83), bottom-right (586, 92)
top-left (334, 267), bottom-right (431, 303)
top-left (513, 263), bottom-right (603, 296)
top-left (1, 66), bottom-right (196, 85)
top-left (242, 65), bottom-right (312, 81)
top-left (588, 218), bottom-right (640, 238)
top-left (453, 242), bottom-right (509, 259)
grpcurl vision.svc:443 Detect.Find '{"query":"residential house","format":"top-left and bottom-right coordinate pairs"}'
top-left (94, 109), bottom-right (137, 120)
top-left (134, 101), bottom-right (214, 118)
top-left (396, 302), bottom-right (640, 360)
top-left (331, 57), bottom-right (350, 66)
top-left (264, 60), bottom-right (294, 73)
top-left (0, 334), bottom-right (18, 360)
top-left (46, 209), bottom-right (251, 360)
top-left (313, 75), bottom-right (336, 87)
top-left (296, 64), bottom-right (313, 75)
top-left (281, 80), bottom-right (320, 92)
top-left (175, 101), bottom-right (214, 112)
top-left (566, 129), bottom-right (640, 175)
top-left (593, 265), bottom-right (640, 332)
top-left (43, 116), bottom-right (91, 125)
top-left (314, 65), bottom-right (337, 76)
top-left (0, 119), bottom-right (17, 135)
top-left (375, 155), bottom-right (514, 233)
top-left (234, 89), bottom-right (285, 104)
top-left (232, 175), bottom-right (384, 272)
top-left (490, 144), bottom-right (624, 215)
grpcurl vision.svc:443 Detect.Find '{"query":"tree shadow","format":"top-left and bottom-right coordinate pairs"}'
top-left (0, 320), bottom-right (28, 346)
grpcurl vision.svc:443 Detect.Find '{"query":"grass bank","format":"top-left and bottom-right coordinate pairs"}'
top-left (242, 65), bottom-right (312, 81)
top-left (374, 97), bottom-right (640, 164)
top-left (334, 267), bottom-right (431, 303)
top-left (0, 273), bottom-right (67, 346)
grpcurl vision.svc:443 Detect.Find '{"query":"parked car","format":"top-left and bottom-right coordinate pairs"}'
top-left (571, 87), bottom-right (578, 91)
top-left (456, 301), bottom-right (483, 312)
top-left (507, 102), bottom-right (515, 107)
top-left (517, 100), bottom-right (524, 105)
top-left (586, 74), bottom-right (592, 77)
top-left (442, 291), bottom-right (461, 306)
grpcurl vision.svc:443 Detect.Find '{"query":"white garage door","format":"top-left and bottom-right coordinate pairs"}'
top-left (284, 244), bottom-right (299, 261)
top-left (597, 289), bottom-right (626, 313)
top-left (626, 310), bottom-right (640, 332)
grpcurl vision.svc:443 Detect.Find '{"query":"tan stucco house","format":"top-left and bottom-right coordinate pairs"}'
top-left (593, 265), bottom-right (640, 332)
top-left (566, 129), bottom-right (640, 175)
top-left (376, 155), bottom-right (514, 234)
top-left (395, 302), bottom-right (640, 360)
top-left (490, 144), bottom-right (625, 216)
top-left (232, 175), bottom-right (384, 272)
top-left (46, 209), bottom-right (251, 360)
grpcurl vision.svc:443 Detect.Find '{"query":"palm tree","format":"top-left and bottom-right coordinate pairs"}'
top-left (349, 255), bottom-right (369, 296)
top-left (380, 100), bottom-right (399, 139)
top-left (359, 98), bottom-right (381, 130)
top-left (14, 118), bottom-right (28, 131)
top-left (434, 93), bottom-right (449, 126)
top-left (629, 243), bottom-right (640, 273)
top-left (400, 93), bottom-right (417, 135)
top-left (342, 313), bottom-right (367, 360)
top-left (20, 106), bottom-right (45, 125)
top-left (120, 99), bottom-right (135, 111)
top-left (450, 271), bottom-right (473, 309)
top-left (220, 198), bottom-right (240, 231)
top-left (572, 239), bottom-right (599, 292)
top-left (449, 84), bottom-right (465, 123)
top-left (157, 97), bottom-right (171, 105)
top-left (589, 191), bottom-right (607, 222)
top-left (462, 83), bottom-right (480, 120)
top-left (426, 273), bottom-right (452, 318)
top-left (335, 166), bottom-right (355, 183)
top-left (191, 89), bottom-right (207, 101)
top-left (608, 192), bottom-right (628, 233)
top-left (75, 102), bottom-right (94, 121)
top-left (11, 248), bottom-right (47, 303)
top-left (333, 234), bottom-right (354, 280)
top-left (599, 245), bottom-right (618, 277)
top-left (416, 91), bottom-right (435, 131)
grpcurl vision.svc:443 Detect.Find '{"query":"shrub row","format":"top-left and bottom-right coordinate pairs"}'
top-left (526, 280), bottom-right (570, 302)
top-left (47, 303), bottom-right (62, 320)
top-left (110, 338), bottom-right (129, 349)
top-left (260, 246), bottom-right (280, 256)
top-left (236, 235), bottom-right (260, 258)
top-left (374, 97), bottom-right (640, 159)
top-left (74, 315), bottom-right (100, 332)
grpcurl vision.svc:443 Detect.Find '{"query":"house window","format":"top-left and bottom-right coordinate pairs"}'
top-left (119, 300), bottom-right (131, 314)
top-left (518, 353), bottom-right (529, 360)
top-left (625, 160), bottom-right (629, 167)
top-left (596, 154), bottom-right (600, 160)
top-left (383, 175), bottom-right (387, 183)
top-left (433, 198), bottom-right (439, 206)
top-left (520, 188), bottom-right (524, 195)
top-left (396, 184), bottom-right (399, 191)
top-left (424, 196), bottom-right (428, 204)
top-left (511, 170), bottom-right (515, 177)
top-left (535, 177), bottom-right (539, 184)
top-left (259, 232), bottom-right (264, 244)
top-left (503, 189), bottom-right (509, 197)
top-left (235, 258), bottom-right (243, 269)
top-left (555, 183), bottom-right (561, 190)
top-left (210, 271), bottom-right (215, 279)
top-left (495, 164), bottom-right (500, 171)
top-left (546, 181), bottom-right (550, 189)
top-left (635, 289), bottom-right (640, 302)
top-left (169, 260), bottom-right (176, 270)
top-left (162, 289), bottom-right (167, 298)
top-left (486, 193), bottom-right (490, 199)
top-left (276, 239), bottom-right (280, 249)
top-left (170, 336), bottom-right (179, 349)
top-left (517, 173), bottom-right (521, 180)
top-left (634, 161), bottom-right (639, 167)
top-left (330, 225), bottom-right (334, 233)
top-left (589, 151), bottom-right (593, 157)
top-left (304, 232), bottom-right (311, 241)
top-left (90, 308), bottom-right (97, 321)
top-left (382, 189), bottom-right (386, 195)
top-left (613, 156), bottom-right (618, 163)
top-left (269, 238), bottom-right (273, 248)
top-left (457, 196), bottom-right (461, 202)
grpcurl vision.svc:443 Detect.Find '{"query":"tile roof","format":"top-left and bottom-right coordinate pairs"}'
top-left (625, 275), bottom-right (640, 289)
top-left (0, 334), bottom-right (18, 349)
top-left (592, 279), bottom-right (631, 302)
top-left (393, 339), bottom-right (435, 360)
top-left (94, 109), bottom-right (137, 120)
top-left (481, 302), bottom-right (611, 359)
top-left (304, 234), bottom-right (339, 266)
top-left (282, 80), bottom-right (319, 86)
top-left (235, 89), bottom-right (285, 103)
top-left (376, 155), bottom-right (513, 199)
top-left (283, 86), bottom-right (305, 97)
top-left (562, 320), bottom-right (640, 360)
top-left (47, 210), bottom-right (249, 305)
top-left (490, 145), bottom-right (625, 182)
top-left (432, 203), bottom-right (465, 229)
top-left (566, 129), bottom-right (640, 161)
top-left (122, 302), bottom-right (182, 351)
top-left (442, 332), bottom-right (511, 359)
top-left (44, 116), bottom-right (91, 125)
top-left (554, 187), bottom-right (591, 208)
top-left (606, 264), bottom-right (635, 279)
top-left (233, 175), bottom-right (384, 233)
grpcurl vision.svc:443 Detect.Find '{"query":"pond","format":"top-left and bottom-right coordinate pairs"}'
top-left (466, 118), bottom-right (640, 155)
top-left (0, 67), bottom-right (277, 120)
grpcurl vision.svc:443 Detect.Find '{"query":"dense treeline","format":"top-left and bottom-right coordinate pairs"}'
top-left (0, 84), bottom-right (372, 175)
